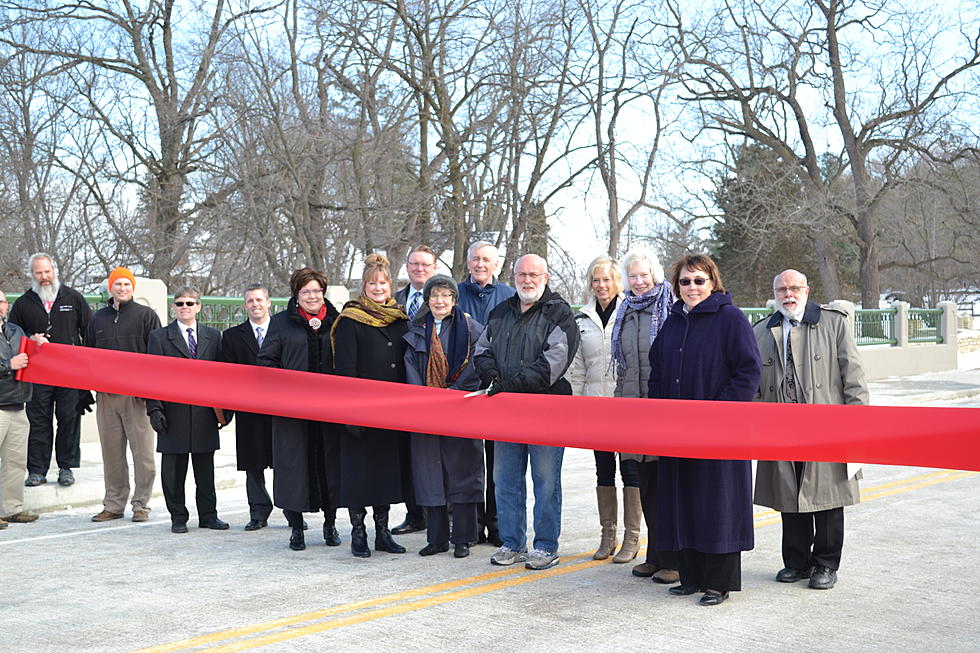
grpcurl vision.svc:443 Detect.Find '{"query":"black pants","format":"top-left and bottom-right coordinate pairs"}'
top-left (781, 507), bottom-right (845, 570)
top-left (637, 460), bottom-right (677, 569)
top-left (26, 384), bottom-right (81, 475)
top-left (594, 451), bottom-right (640, 487)
top-left (161, 452), bottom-right (217, 525)
top-left (477, 440), bottom-right (497, 534)
top-left (425, 503), bottom-right (478, 546)
top-left (678, 549), bottom-right (742, 592)
top-left (245, 469), bottom-right (273, 521)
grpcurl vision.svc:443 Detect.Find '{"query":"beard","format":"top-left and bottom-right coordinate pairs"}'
top-left (32, 279), bottom-right (60, 302)
top-left (517, 284), bottom-right (545, 305)
top-left (777, 300), bottom-right (805, 321)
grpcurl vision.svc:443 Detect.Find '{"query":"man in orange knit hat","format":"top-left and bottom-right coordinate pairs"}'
top-left (86, 267), bottom-right (161, 522)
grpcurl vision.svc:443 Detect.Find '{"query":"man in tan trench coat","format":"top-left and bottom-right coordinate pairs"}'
top-left (753, 269), bottom-right (869, 590)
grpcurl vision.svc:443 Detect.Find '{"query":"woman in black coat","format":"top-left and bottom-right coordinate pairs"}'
top-left (257, 267), bottom-right (340, 552)
top-left (331, 254), bottom-right (409, 558)
top-left (403, 275), bottom-right (484, 559)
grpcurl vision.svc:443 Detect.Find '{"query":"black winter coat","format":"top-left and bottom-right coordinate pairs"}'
top-left (220, 321), bottom-right (273, 471)
top-left (145, 321), bottom-right (222, 454)
top-left (257, 298), bottom-right (339, 513)
top-left (9, 285), bottom-right (91, 346)
top-left (86, 298), bottom-right (161, 354)
top-left (332, 314), bottom-right (408, 508)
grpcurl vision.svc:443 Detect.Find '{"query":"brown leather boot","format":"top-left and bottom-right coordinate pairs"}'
top-left (613, 486), bottom-right (641, 563)
top-left (592, 486), bottom-right (618, 560)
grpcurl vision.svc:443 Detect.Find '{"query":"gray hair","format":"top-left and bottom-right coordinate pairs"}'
top-left (773, 269), bottom-right (808, 288)
top-left (27, 252), bottom-right (59, 277)
top-left (467, 240), bottom-right (498, 261)
top-left (621, 248), bottom-right (665, 284)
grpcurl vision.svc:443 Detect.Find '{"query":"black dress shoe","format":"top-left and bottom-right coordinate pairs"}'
top-left (486, 528), bottom-right (503, 548)
top-left (244, 519), bottom-right (267, 531)
top-left (199, 518), bottom-right (230, 530)
top-left (391, 518), bottom-right (426, 535)
top-left (699, 591), bottom-right (729, 606)
top-left (419, 542), bottom-right (450, 556)
top-left (668, 584), bottom-right (699, 596)
top-left (323, 524), bottom-right (342, 547)
top-left (172, 523), bottom-right (188, 534)
top-left (776, 566), bottom-right (813, 583)
top-left (454, 543), bottom-right (470, 558)
top-left (289, 527), bottom-right (306, 551)
top-left (808, 566), bottom-right (837, 590)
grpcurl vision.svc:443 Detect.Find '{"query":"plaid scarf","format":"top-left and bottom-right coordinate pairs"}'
top-left (330, 295), bottom-right (407, 353)
top-left (610, 282), bottom-right (674, 375)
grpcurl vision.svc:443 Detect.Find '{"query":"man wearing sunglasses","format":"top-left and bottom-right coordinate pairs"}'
top-left (753, 269), bottom-right (868, 591)
top-left (146, 288), bottom-right (229, 533)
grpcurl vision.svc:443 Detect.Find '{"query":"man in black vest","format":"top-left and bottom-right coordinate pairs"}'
top-left (10, 253), bottom-right (92, 488)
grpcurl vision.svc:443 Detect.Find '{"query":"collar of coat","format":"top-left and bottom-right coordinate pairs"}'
top-left (669, 290), bottom-right (733, 316)
top-left (764, 300), bottom-right (822, 328)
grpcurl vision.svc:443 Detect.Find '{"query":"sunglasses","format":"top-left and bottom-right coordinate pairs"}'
top-left (678, 277), bottom-right (709, 286)
top-left (174, 301), bottom-right (198, 307)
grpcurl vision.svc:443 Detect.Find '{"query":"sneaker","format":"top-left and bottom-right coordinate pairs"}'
top-left (24, 473), bottom-right (47, 487)
top-left (58, 468), bottom-right (75, 487)
top-left (490, 546), bottom-right (528, 566)
top-left (525, 548), bottom-right (560, 570)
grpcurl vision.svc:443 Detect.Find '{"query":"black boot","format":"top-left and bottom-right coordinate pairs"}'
top-left (323, 508), bottom-right (341, 546)
top-left (373, 505), bottom-right (406, 554)
top-left (349, 508), bottom-right (370, 558)
top-left (285, 509), bottom-right (305, 551)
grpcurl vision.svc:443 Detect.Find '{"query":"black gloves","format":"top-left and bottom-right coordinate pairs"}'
top-left (487, 378), bottom-right (517, 396)
top-left (148, 410), bottom-right (168, 435)
top-left (345, 424), bottom-right (365, 439)
top-left (77, 390), bottom-right (95, 415)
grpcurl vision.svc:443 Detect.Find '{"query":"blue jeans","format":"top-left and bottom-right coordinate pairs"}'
top-left (493, 442), bottom-right (564, 553)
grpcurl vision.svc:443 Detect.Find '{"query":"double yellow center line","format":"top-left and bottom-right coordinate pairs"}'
top-left (137, 468), bottom-right (974, 652)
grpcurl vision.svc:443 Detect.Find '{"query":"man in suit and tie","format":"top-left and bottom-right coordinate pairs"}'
top-left (392, 245), bottom-right (438, 535)
top-left (146, 287), bottom-right (229, 533)
top-left (220, 284), bottom-right (275, 531)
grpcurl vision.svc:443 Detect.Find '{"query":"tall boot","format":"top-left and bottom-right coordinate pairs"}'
top-left (373, 506), bottom-right (406, 554)
top-left (323, 507), bottom-right (341, 547)
top-left (593, 486), bottom-right (618, 560)
top-left (613, 486), bottom-right (642, 563)
top-left (349, 507), bottom-right (371, 558)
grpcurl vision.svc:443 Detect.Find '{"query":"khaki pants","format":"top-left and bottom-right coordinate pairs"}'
top-left (96, 393), bottom-right (156, 514)
top-left (0, 408), bottom-right (29, 516)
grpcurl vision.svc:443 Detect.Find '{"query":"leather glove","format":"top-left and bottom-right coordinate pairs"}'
top-left (148, 410), bottom-right (168, 435)
top-left (345, 424), bottom-right (365, 439)
top-left (487, 378), bottom-right (517, 396)
top-left (479, 366), bottom-right (500, 388)
top-left (77, 390), bottom-right (95, 415)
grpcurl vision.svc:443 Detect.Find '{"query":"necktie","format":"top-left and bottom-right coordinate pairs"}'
top-left (784, 319), bottom-right (798, 403)
top-left (408, 292), bottom-right (421, 319)
top-left (255, 326), bottom-right (264, 348)
top-left (187, 327), bottom-right (197, 358)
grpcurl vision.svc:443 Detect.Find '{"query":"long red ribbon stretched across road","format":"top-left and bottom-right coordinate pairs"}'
top-left (16, 340), bottom-right (980, 471)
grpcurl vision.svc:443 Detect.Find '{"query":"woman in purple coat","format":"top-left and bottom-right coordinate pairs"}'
top-left (648, 254), bottom-right (762, 606)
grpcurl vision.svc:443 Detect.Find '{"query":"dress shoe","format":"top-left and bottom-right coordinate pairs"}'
top-left (632, 562), bottom-right (658, 577)
top-left (699, 591), bottom-right (729, 606)
top-left (652, 568), bottom-right (680, 584)
top-left (323, 524), bottom-right (342, 546)
top-left (776, 566), bottom-right (813, 583)
top-left (24, 473), bottom-right (47, 487)
top-left (391, 518), bottom-right (426, 535)
top-left (3, 511), bottom-right (38, 523)
top-left (199, 518), bottom-right (230, 530)
top-left (0, 518), bottom-right (7, 529)
top-left (419, 542), bottom-right (450, 557)
top-left (486, 528), bottom-right (503, 548)
top-left (244, 519), bottom-right (268, 531)
top-left (289, 527), bottom-right (306, 551)
top-left (808, 566), bottom-right (838, 590)
top-left (668, 584), bottom-right (699, 596)
top-left (172, 523), bottom-right (189, 534)
top-left (132, 509), bottom-right (149, 522)
top-left (91, 510), bottom-right (124, 522)
top-left (58, 468), bottom-right (75, 487)
top-left (454, 543), bottom-right (470, 558)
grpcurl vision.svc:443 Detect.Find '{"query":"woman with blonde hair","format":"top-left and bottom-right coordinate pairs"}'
top-left (331, 254), bottom-right (410, 558)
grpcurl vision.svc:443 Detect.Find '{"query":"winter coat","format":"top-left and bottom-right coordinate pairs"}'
top-left (473, 286), bottom-right (579, 396)
top-left (220, 321), bottom-right (274, 471)
top-left (566, 295), bottom-right (622, 399)
top-left (257, 298), bottom-right (339, 513)
top-left (403, 308), bottom-right (485, 506)
top-left (0, 319), bottom-right (32, 405)
top-left (86, 298), bottom-right (161, 354)
top-left (753, 301), bottom-right (868, 513)
top-left (456, 276), bottom-right (516, 326)
top-left (332, 313), bottom-right (409, 508)
top-left (145, 321), bottom-right (222, 454)
top-left (649, 291), bottom-right (762, 554)
top-left (9, 285), bottom-right (91, 346)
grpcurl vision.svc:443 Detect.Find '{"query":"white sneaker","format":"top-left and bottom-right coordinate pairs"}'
top-left (490, 546), bottom-right (528, 566)
top-left (525, 548), bottom-right (560, 570)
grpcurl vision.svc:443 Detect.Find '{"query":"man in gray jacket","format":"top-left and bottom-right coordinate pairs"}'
top-left (753, 269), bottom-right (869, 590)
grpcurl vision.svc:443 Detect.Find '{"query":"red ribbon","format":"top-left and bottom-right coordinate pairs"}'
top-left (16, 339), bottom-right (980, 471)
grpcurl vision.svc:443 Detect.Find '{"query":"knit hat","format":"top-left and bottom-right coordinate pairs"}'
top-left (107, 267), bottom-right (136, 290)
top-left (422, 275), bottom-right (459, 303)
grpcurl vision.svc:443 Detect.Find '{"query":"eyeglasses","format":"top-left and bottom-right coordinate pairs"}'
top-left (775, 286), bottom-right (807, 295)
top-left (174, 301), bottom-right (198, 307)
top-left (678, 277), bottom-right (709, 286)
top-left (429, 292), bottom-right (455, 302)
top-left (298, 288), bottom-right (324, 296)
top-left (515, 272), bottom-right (545, 280)
top-left (408, 262), bottom-right (435, 269)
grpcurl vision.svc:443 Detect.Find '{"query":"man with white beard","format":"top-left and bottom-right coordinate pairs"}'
top-left (752, 269), bottom-right (869, 591)
top-left (10, 253), bottom-right (92, 488)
